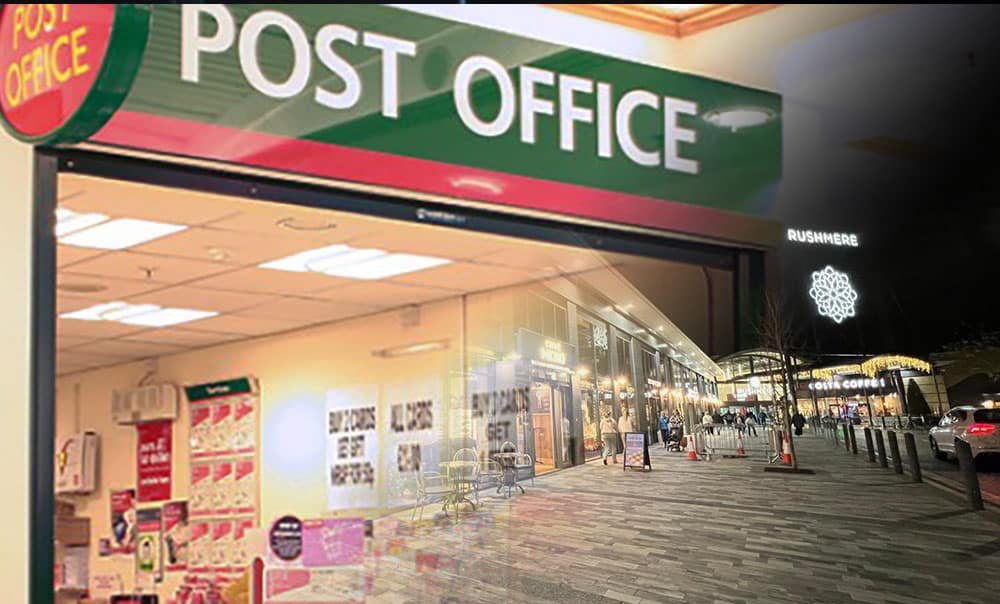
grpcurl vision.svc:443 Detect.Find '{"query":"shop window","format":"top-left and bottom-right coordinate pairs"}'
top-left (554, 306), bottom-right (568, 342)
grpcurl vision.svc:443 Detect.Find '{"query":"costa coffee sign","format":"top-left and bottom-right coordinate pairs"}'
top-left (0, 3), bottom-right (148, 144)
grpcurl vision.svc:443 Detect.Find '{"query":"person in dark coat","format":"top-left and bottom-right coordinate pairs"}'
top-left (792, 412), bottom-right (807, 436)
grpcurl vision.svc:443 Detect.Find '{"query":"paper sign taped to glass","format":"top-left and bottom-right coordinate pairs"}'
top-left (326, 386), bottom-right (380, 510)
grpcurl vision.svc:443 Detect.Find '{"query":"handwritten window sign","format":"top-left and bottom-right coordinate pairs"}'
top-left (471, 387), bottom-right (531, 456)
top-left (326, 388), bottom-right (379, 510)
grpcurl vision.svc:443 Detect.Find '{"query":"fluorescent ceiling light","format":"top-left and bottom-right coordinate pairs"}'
top-left (260, 244), bottom-right (350, 273)
top-left (61, 301), bottom-right (133, 322)
top-left (261, 244), bottom-right (451, 280)
top-left (326, 253), bottom-right (451, 280)
top-left (120, 308), bottom-right (218, 327)
top-left (372, 339), bottom-right (450, 358)
top-left (59, 218), bottom-right (188, 250)
top-left (55, 208), bottom-right (109, 237)
top-left (61, 301), bottom-right (217, 327)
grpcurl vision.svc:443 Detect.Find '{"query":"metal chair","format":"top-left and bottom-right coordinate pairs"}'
top-left (478, 458), bottom-right (503, 492)
top-left (412, 469), bottom-right (453, 523)
top-left (513, 452), bottom-right (535, 487)
top-left (452, 448), bottom-right (481, 505)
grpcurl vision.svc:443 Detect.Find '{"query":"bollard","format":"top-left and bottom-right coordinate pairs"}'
top-left (887, 431), bottom-right (903, 474)
top-left (875, 430), bottom-right (888, 468)
top-left (903, 432), bottom-right (922, 483)
top-left (863, 428), bottom-right (875, 463)
top-left (849, 424), bottom-right (858, 455)
top-left (955, 439), bottom-right (984, 511)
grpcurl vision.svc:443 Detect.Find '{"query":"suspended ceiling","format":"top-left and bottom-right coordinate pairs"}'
top-left (56, 174), bottom-right (720, 378)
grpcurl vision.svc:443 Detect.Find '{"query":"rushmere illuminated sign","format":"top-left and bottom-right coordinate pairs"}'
top-left (809, 378), bottom-right (887, 391)
top-left (787, 229), bottom-right (859, 248)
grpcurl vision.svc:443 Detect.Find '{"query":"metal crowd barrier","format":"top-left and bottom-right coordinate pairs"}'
top-left (692, 423), bottom-right (780, 463)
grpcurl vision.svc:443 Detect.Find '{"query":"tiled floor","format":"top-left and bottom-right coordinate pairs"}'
top-left (358, 436), bottom-right (1000, 603)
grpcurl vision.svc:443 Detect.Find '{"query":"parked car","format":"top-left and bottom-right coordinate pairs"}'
top-left (928, 405), bottom-right (1000, 460)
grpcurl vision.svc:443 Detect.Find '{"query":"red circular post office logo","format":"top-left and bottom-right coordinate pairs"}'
top-left (0, 4), bottom-right (150, 144)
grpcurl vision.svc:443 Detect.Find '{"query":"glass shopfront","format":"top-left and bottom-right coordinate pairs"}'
top-left (576, 314), bottom-right (611, 460)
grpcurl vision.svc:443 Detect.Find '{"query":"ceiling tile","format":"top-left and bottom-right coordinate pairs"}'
top-left (120, 328), bottom-right (246, 348)
top-left (237, 297), bottom-right (377, 323)
top-left (134, 227), bottom-right (330, 267)
top-left (58, 245), bottom-right (107, 268)
top-left (57, 294), bottom-right (103, 315)
top-left (57, 318), bottom-right (148, 339)
top-left (128, 285), bottom-right (277, 313)
top-left (348, 224), bottom-right (508, 260)
top-left (63, 339), bottom-right (187, 359)
top-left (204, 205), bottom-right (375, 243)
top-left (58, 349), bottom-right (136, 367)
top-left (185, 314), bottom-right (313, 337)
top-left (389, 262), bottom-right (542, 292)
top-left (316, 281), bottom-right (455, 308)
top-left (57, 273), bottom-right (164, 300)
top-left (189, 267), bottom-right (352, 296)
top-left (475, 246), bottom-right (610, 275)
top-left (60, 174), bottom-right (245, 226)
top-left (56, 335), bottom-right (97, 350)
top-left (64, 251), bottom-right (235, 284)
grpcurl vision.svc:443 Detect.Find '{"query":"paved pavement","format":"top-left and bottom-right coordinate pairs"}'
top-left (355, 435), bottom-right (1000, 604)
top-left (826, 423), bottom-right (1000, 504)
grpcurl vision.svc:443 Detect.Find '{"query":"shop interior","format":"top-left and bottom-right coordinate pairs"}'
top-left (51, 170), bottom-right (726, 601)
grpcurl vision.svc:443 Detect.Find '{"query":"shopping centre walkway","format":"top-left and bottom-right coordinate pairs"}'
top-left (365, 436), bottom-right (1000, 604)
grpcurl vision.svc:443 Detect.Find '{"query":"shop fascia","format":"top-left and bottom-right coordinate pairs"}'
top-left (183, 5), bottom-right (700, 174)
top-left (808, 378), bottom-right (887, 392)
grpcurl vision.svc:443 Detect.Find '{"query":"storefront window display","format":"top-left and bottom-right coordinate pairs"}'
top-left (641, 348), bottom-right (663, 444)
top-left (614, 334), bottom-right (638, 429)
top-left (576, 315), bottom-right (611, 460)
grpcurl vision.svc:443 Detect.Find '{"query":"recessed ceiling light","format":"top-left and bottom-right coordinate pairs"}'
top-left (59, 218), bottom-right (188, 250)
top-left (61, 301), bottom-right (217, 327)
top-left (55, 208), bottom-right (108, 237)
top-left (703, 107), bottom-right (776, 132)
top-left (261, 245), bottom-right (451, 280)
top-left (277, 216), bottom-right (337, 232)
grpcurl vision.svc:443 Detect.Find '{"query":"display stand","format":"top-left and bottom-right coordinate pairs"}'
top-left (622, 432), bottom-right (651, 471)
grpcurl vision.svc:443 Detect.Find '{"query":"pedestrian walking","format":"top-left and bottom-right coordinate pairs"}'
top-left (600, 413), bottom-right (618, 465)
top-left (618, 408), bottom-right (635, 439)
top-left (792, 411), bottom-right (806, 436)
top-left (658, 411), bottom-right (670, 449)
top-left (745, 412), bottom-right (758, 437)
top-left (670, 410), bottom-right (684, 440)
top-left (702, 410), bottom-right (714, 435)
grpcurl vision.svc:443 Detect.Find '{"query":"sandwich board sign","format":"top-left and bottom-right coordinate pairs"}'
top-left (623, 432), bottom-right (651, 471)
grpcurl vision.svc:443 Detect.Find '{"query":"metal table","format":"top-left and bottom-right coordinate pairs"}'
top-left (439, 460), bottom-right (478, 512)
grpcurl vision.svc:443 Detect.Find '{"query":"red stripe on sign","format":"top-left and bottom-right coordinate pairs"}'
top-left (91, 111), bottom-right (778, 245)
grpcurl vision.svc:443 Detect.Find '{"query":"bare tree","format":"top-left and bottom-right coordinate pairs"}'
top-left (754, 287), bottom-right (806, 470)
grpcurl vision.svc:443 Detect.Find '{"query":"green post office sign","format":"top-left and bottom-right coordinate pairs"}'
top-left (6, 4), bottom-right (782, 239)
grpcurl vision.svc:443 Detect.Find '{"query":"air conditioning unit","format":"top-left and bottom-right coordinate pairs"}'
top-left (112, 384), bottom-right (179, 425)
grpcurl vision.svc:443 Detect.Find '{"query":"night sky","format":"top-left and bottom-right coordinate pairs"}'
top-left (766, 4), bottom-right (1000, 356)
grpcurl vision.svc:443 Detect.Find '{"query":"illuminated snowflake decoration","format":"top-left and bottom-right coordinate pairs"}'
top-left (809, 266), bottom-right (858, 324)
